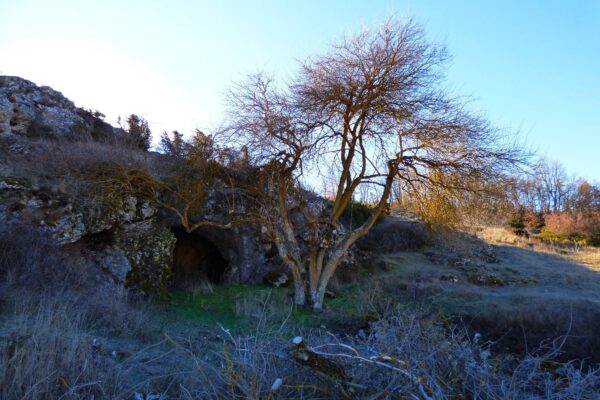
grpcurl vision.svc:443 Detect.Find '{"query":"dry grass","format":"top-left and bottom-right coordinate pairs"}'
top-left (0, 227), bottom-right (164, 399)
top-left (2, 282), bottom-right (600, 398)
top-left (477, 226), bottom-right (600, 271)
top-left (1, 300), bottom-right (116, 399)
top-left (169, 306), bottom-right (600, 399)
top-left (3, 138), bottom-right (155, 207)
top-left (9, 138), bottom-right (152, 176)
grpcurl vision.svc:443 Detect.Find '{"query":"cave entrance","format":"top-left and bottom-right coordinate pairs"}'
top-left (172, 229), bottom-right (228, 287)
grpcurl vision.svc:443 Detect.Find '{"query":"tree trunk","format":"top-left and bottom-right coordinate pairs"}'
top-left (291, 267), bottom-right (306, 305)
top-left (309, 255), bottom-right (333, 311)
top-left (310, 284), bottom-right (327, 311)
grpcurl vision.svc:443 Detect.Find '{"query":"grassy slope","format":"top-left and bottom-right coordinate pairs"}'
top-left (161, 227), bottom-right (600, 361)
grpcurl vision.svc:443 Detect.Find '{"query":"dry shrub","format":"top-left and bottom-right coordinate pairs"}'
top-left (404, 186), bottom-right (461, 228)
top-left (524, 210), bottom-right (545, 230)
top-left (544, 212), bottom-right (600, 245)
top-left (10, 138), bottom-right (152, 181)
top-left (173, 306), bottom-right (600, 399)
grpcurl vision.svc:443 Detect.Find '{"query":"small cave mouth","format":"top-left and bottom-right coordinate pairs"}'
top-left (172, 229), bottom-right (228, 287)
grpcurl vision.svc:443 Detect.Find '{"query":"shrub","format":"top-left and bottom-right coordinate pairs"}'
top-left (524, 210), bottom-right (545, 230)
top-left (543, 212), bottom-right (600, 245)
top-left (125, 114), bottom-right (152, 151)
top-left (508, 208), bottom-right (525, 230)
top-left (176, 307), bottom-right (600, 399)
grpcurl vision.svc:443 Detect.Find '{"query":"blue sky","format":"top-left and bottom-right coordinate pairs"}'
top-left (1, 0), bottom-right (598, 181)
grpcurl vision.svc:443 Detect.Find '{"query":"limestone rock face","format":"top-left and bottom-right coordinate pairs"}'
top-left (0, 75), bottom-right (273, 293)
top-left (0, 75), bottom-right (124, 141)
top-left (0, 171), bottom-right (173, 289)
top-left (91, 246), bottom-right (132, 284)
top-left (0, 76), bottom-right (173, 293)
top-left (114, 220), bottom-right (176, 296)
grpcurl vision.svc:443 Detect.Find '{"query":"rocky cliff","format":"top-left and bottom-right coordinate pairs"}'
top-left (0, 76), bottom-right (271, 295)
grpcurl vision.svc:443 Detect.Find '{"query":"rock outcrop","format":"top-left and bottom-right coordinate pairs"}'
top-left (0, 76), bottom-right (123, 141)
top-left (0, 77), bottom-right (175, 293)
top-left (0, 76), bottom-right (278, 293)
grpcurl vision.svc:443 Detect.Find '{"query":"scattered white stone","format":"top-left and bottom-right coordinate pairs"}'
top-left (270, 378), bottom-right (283, 392)
top-left (292, 336), bottom-right (303, 345)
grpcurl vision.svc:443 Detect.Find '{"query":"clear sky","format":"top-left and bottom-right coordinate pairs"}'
top-left (1, 1), bottom-right (598, 181)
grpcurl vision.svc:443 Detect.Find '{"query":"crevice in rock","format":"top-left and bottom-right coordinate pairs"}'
top-left (172, 228), bottom-right (228, 287)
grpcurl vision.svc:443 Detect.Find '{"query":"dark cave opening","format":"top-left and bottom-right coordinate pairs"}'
top-left (172, 229), bottom-right (228, 286)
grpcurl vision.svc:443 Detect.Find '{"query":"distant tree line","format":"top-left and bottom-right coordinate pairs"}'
top-left (512, 159), bottom-right (599, 214)
top-left (506, 159), bottom-right (600, 245)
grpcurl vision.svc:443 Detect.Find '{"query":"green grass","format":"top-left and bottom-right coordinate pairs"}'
top-left (160, 245), bottom-right (542, 338)
top-left (165, 285), bottom-right (274, 332)
top-left (161, 282), bottom-right (379, 337)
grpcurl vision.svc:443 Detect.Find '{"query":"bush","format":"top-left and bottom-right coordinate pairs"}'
top-left (508, 208), bottom-right (525, 230)
top-left (524, 210), bottom-right (545, 230)
top-left (125, 114), bottom-right (152, 151)
top-left (543, 212), bottom-right (600, 246)
top-left (175, 307), bottom-right (600, 399)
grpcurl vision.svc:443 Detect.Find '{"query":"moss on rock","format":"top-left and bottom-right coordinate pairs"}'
top-left (114, 219), bottom-right (176, 297)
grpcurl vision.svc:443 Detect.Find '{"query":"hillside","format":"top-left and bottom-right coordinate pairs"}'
top-left (2, 75), bottom-right (600, 397)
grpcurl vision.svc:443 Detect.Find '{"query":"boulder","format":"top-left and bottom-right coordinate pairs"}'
top-left (114, 220), bottom-right (176, 297)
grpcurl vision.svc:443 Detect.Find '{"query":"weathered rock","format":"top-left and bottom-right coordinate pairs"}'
top-left (0, 75), bottom-right (124, 141)
top-left (91, 246), bottom-right (132, 284)
top-left (115, 220), bottom-right (176, 296)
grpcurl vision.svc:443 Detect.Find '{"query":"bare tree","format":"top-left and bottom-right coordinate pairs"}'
top-left (533, 159), bottom-right (569, 212)
top-left (222, 18), bottom-right (525, 310)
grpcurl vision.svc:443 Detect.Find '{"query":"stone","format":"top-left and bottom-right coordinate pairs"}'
top-left (92, 246), bottom-right (132, 284)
